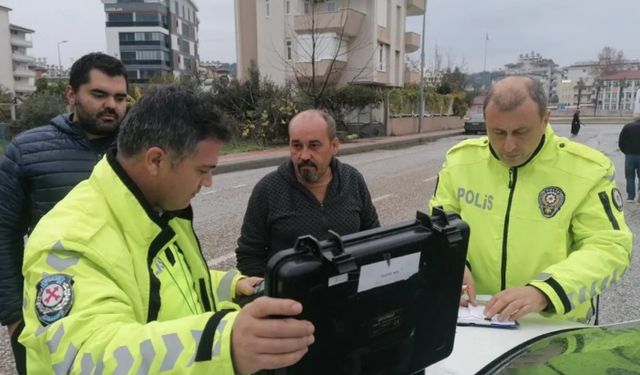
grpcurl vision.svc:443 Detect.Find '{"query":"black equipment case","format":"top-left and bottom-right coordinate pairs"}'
top-left (265, 209), bottom-right (469, 375)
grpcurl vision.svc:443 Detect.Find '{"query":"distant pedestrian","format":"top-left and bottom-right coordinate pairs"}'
top-left (570, 108), bottom-right (581, 137)
top-left (619, 115), bottom-right (640, 202)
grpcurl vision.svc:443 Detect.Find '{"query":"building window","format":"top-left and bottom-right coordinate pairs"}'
top-left (136, 13), bottom-right (159, 22)
top-left (266, 0), bottom-right (270, 17)
top-left (285, 0), bottom-right (290, 14)
top-left (286, 40), bottom-right (292, 60)
top-left (121, 51), bottom-right (136, 60)
top-left (108, 13), bottom-right (133, 22)
top-left (377, 43), bottom-right (387, 72)
top-left (327, 1), bottom-right (336, 12)
top-left (304, 0), bottom-right (310, 14)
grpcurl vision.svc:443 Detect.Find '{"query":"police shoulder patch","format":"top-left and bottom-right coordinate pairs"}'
top-left (611, 188), bottom-right (623, 212)
top-left (35, 274), bottom-right (74, 326)
top-left (538, 186), bottom-right (565, 218)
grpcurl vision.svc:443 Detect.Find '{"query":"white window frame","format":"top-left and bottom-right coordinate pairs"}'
top-left (377, 43), bottom-right (387, 72)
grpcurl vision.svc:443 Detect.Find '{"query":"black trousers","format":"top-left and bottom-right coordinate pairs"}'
top-left (9, 321), bottom-right (26, 375)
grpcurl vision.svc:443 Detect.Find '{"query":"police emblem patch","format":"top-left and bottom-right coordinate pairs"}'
top-left (611, 188), bottom-right (624, 212)
top-left (538, 186), bottom-right (565, 218)
top-left (35, 274), bottom-right (74, 326)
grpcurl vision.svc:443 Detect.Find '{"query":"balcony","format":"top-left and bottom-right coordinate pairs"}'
top-left (14, 83), bottom-right (36, 94)
top-left (405, 32), bottom-right (420, 53)
top-left (377, 26), bottom-right (390, 44)
top-left (13, 69), bottom-right (35, 79)
top-left (294, 8), bottom-right (365, 38)
top-left (404, 69), bottom-right (420, 85)
top-left (294, 59), bottom-right (347, 84)
top-left (10, 36), bottom-right (32, 48)
top-left (12, 53), bottom-right (35, 64)
top-left (406, 0), bottom-right (425, 16)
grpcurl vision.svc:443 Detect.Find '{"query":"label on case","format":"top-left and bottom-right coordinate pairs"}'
top-left (357, 252), bottom-right (420, 293)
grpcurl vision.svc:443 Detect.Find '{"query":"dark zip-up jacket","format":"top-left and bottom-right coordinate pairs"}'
top-left (0, 114), bottom-right (115, 326)
top-left (236, 158), bottom-right (380, 276)
top-left (619, 119), bottom-right (640, 155)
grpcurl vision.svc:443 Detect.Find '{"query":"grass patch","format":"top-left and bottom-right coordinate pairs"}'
top-left (221, 138), bottom-right (289, 155)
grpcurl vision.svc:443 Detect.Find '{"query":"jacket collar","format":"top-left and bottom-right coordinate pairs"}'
top-left (105, 149), bottom-right (193, 228)
top-left (488, 126), bottom-right (550, 168)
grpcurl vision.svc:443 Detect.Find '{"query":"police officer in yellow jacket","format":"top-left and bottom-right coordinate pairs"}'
top-left (20, 85), bottom-right (315, 374)
top-left (430, 76), bottom-right (632, 323)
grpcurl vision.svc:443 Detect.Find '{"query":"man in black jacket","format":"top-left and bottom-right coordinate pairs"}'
top-left (236, 110), bottom-right (380, 277)
top-left (0, 52), bottom-right (128, 374)
top-left (619, 115), bottom-right (640, 202)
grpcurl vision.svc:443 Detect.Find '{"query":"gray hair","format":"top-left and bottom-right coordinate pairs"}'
top-left (483, 76), bottom-right (548, 119)
top-left (117, 85), bottom-right (230, 162)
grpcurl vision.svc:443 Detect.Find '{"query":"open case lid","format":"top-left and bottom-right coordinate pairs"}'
top-left (265, 209), bottom-right (469, 375)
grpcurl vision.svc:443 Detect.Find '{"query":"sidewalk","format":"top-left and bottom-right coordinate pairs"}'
top-left (216, 128), bottom-right (464, 175)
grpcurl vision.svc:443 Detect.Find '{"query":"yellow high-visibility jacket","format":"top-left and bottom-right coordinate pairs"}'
top-left (430, 126), bottom-right (632, 322)
top-left (21, 152), bottom-right (244, 374)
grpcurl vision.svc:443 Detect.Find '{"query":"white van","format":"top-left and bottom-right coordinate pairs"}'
top-left (634, 89), bottom-right (640, 118)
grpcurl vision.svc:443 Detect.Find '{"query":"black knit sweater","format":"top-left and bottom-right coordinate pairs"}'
top-left (236, 158), bottom-right (380, 276)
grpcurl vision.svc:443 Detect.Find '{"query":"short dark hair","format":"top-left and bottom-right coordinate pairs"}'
top-left (117, 85), bottom-right (231, 161)
top-left (483, 76), bottom-right (548, 119)
top-left (69, 52), bottom-right (128, 91)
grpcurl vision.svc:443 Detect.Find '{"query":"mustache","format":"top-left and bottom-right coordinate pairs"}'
top-left (298, 160), bottom-right (317, 168)
top-left (97, 108), bottom-right (118, 119)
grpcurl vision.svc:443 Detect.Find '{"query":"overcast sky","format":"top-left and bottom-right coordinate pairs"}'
top-left (2, 0), bottom-right (639, 73)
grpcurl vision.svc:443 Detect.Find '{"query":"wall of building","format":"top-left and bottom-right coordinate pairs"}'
top-left (388, 116), bottom-right (464, 136)
top-left (0, 8), bottom-right (15, 93)
top-left (256, 0), bottom-right (287, 84)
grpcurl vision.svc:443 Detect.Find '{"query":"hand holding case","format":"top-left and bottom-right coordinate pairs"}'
top-left (265, 208), bottom-right (469, 375)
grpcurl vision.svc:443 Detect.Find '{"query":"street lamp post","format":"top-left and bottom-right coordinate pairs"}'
top-left (418, 0), bottom-right (428, 134)
top-left (57, 40), bottom-right (68, 74)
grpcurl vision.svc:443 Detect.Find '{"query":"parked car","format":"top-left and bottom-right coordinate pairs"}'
top-left (426, 316), bottom-right (640, 374)
top-left (464, 112), bottom-right (486, 134)
top-left (478, 320), bottom-right (640, 374)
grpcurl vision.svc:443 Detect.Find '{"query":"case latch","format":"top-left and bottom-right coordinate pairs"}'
top-left (325, 230), bottom-right (358, 274)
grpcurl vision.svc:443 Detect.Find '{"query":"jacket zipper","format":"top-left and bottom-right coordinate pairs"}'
top-left (501, 167), bottom-right (517, 290)
top-left (190, 222), bottom-right (216, 312)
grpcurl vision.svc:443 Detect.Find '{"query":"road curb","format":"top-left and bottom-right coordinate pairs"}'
top-left (215, 129), bottom-right (464, 175)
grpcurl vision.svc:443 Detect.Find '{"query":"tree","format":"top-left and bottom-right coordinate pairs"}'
top-left (209, 63), bottom-right (297, 146)
top-left (34, 78), bottom-right (67, 97)
top-left (576, 78), bottom-right (586, 108)
top-left (592, 80), bottom-right (604, 116)
top-left (0, 85), bottom-right (12, 123)
top-left (617, 78), bottom-right (631, 115)
top-left (17, 92), bottom-right (67, 131)
top-left (591, 46), bottom-right (625, 78)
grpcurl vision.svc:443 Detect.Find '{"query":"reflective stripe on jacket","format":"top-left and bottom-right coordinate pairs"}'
top-left (430, 126), bottom-right (632, 322)
top-left (21, 152), bottom-right (243, 374)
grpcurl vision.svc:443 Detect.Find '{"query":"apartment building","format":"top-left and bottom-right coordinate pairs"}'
top-left (559, 60), bottom-right (640, 107)
top-left (0, 5), bottom-right (36, 98)
top-left (596, 71), bottom-right (640, 112)
top-left (235, 0), bottom-right (425, 87)
top-left (504, 52), bottom-right (559, 102)
top-left (102, 0), bottom-right (199, 83)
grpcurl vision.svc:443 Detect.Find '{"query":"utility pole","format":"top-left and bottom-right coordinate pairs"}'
top-left (483, 32), bottom-right (488, 72)
top-left (418, 0), bottom-right (428, 134)
top-left (57, 40), bottom-right (68, 73)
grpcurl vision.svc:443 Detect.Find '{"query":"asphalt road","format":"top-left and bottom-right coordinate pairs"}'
top-left (1, 123), bottom-right (638, 374)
